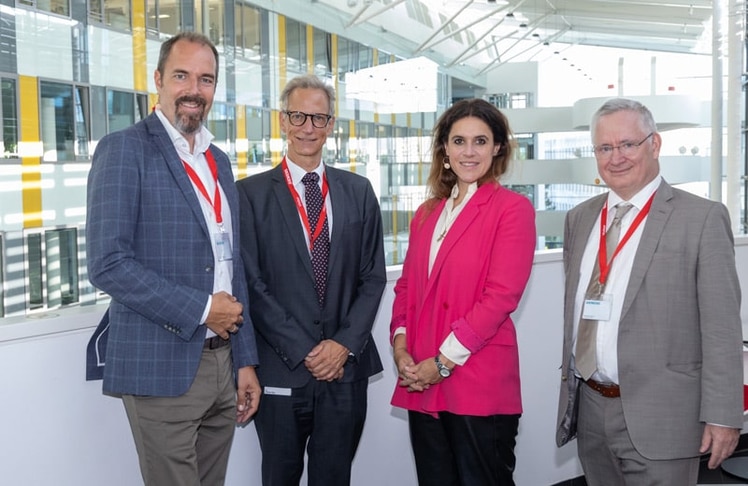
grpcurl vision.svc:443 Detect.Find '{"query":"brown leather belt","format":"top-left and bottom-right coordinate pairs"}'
top-left (204, 335), bottom-right (230, 350)
top-left (584, 378), bottom-right (620, 398)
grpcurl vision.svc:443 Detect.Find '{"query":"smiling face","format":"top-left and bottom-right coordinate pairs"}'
top-left (444, 116), bottom-right (500, 195)
top-left (593, 109), bottom-right (661, 200)
top-left (280, 87), bottom-right (334, 171)
top-left (154, 38), bottom-right (217, 146)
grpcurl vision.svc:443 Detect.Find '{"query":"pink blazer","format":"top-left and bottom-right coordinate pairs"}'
top-left (390, 182), bottom-right (536, 416)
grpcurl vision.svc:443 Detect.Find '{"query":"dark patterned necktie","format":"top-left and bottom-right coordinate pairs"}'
top-left (302, 172), bottom-right (330, 307)
top-left (575, 202), bottom-right (633, 380)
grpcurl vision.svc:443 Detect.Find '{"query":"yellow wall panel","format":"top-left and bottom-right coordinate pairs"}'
top-left (132, 0), bottom-right (148, 92)
top-left (19, 76), bottom-right (41, 228)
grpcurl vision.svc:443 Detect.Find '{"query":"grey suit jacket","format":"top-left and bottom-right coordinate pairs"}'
top-left (237, 164), bottom-right (385, 388)
top-left (556, 179), bottom-right (743, 460)
top-left (86, 113), bottom-right (259, 396)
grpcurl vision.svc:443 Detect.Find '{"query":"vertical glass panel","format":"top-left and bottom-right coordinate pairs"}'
top-left (236, 3), bottom-right (261, 60)
top-left (313, 28), bottom-right (330, 77)
top-left (0, 233), bottom-right (4, 317)
top-left (36, 0), bottom-right (70, 16)
top-left (45, 228), bottom-right (79, 307)
top-left (90, 0), bottom-right (104, 23)
top-left (207, 0), bottom-right (223, 46)
top-left (107, 89), bottom-right (135, 134)
top-left (158, 0), bottom-right (181, 36)
top-left (104, 0), bottom-right (131, 30)
top-left (246, 107), bottom-right (267, 166)
top-left (136, 93), bottom-right (149, 122)
top-left (2, 78), bottom-right (18, 159)
top-left (26, 233), bottom-right (43, 310)
top-left (207, 102), bottom-right (235, 159)
top-left (40, 81), bottom-right (75, 162)
top-left (285, 19), bottom-right (306, 73)
top-left (74, 86), bottom-right (91, 158)
top-left (146, 0), bottom-right (157, 34)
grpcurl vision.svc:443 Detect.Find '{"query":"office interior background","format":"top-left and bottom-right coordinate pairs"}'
top-left (1, 1), bottom-right (748, 485)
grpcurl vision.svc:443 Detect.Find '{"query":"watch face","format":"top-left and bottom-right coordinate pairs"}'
top-left (439, 367), bottom-right (451, 378)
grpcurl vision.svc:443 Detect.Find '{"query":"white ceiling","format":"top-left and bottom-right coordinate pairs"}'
top-left (312, 0), bottom-right (716, 78)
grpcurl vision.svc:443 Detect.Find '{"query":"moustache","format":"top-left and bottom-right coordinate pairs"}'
top-left (175, 96), bottom-right (207, 109)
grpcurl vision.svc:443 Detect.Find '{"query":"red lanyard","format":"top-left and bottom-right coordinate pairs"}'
top-left (182, 149), bottom-right (223, 225)
top-left (597, 192), bottom-right (656, 285)
top-left (281, 157), bottom-right (329, 250)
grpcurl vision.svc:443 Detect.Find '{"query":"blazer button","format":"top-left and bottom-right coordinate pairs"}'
top-left (313, 320), bottom-right (321, 325)
top-left (205, 266), bottom-right (213, 272)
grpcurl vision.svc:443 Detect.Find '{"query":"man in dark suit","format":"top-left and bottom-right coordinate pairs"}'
top-left (86, 32), bottom-right (260, 485)
top-left (237, 74), bottom-right (386, 486)
top-left (556, 98), bottom-right (743, 485)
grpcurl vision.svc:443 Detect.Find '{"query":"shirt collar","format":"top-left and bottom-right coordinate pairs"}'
top-left (285, 156), bottom-right (325, 186)
top-left (449, 181), bottom-right (478, 200)
top-left (607, 174), bottom-right (661, 210)
top-left (154, 106), bottom-right (214, 155)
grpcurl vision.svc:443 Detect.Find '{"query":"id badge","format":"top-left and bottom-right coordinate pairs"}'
top-left (582, 295), bottom-right (612, 321)
top-left (214, 232), bottom-right (233, 261)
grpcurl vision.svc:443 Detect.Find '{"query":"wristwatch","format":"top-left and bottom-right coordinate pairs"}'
top-left (435, 355), bottom-right (452, 378)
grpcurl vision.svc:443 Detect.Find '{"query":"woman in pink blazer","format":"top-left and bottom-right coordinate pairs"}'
top-left (390, 99), bottom-right (536, 486)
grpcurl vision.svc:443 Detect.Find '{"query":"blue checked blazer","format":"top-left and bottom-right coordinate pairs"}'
top-left (86, 113), bottom-right (258, 397)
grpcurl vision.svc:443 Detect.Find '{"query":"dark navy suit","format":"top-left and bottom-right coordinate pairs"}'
top-left (237, 163), bottom-right (385, 485)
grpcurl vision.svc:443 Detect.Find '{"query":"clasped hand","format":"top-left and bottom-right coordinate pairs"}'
top-left (394, 348), bottom-right (440, 393)
top-left (305, 339), bottom-right (348, 381)
top-left (205, 291), bottom-right (243, 339)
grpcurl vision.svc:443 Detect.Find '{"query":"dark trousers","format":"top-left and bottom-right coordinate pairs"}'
top-left (408, 410), bottom-right (520, 486)
top-left (255, 378), bottom-right (368, 486)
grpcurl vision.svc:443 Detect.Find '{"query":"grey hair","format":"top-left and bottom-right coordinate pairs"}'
top-left (591, 98), bottom-right (657, 140)
top-left (280, 74), bottom-right (336, 116)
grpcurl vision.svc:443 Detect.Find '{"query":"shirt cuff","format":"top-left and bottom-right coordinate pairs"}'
top-left (440, 332), bottom-right (471, 366)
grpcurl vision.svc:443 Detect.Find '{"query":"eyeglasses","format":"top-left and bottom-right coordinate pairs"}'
top-left (284, 111), bottom-right (333, 128)
top-left (593, 132), bottom-right (654, 159)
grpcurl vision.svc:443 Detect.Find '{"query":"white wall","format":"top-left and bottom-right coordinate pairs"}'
top-left (2, 237), bottom-right (748, 486)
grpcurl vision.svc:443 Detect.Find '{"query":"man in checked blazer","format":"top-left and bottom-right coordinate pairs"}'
top-left (86, 32), bottom-right (260, 485)
top-left (556, 97), bottom-right (743, 485)
top-left (237, 74), bottom-right (386, 486)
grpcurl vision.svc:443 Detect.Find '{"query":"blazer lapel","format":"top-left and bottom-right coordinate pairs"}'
top-left (564, 194), bottom-right (605, 344)
top-left (145, 115), bottom-right (211, 240)
top-left (326, 168), bottom-right (345, 272)
top-left (620, 180), bottom-right (673, 319)
top-left (270, 165), bottom-right (316, 281)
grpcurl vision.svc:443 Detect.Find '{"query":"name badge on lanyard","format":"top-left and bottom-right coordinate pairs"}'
top-left (183, 149), bottom-right (233, 261)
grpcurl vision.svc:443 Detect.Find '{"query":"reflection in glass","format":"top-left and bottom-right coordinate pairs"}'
top-left (74, 86), bottom-right (91, 158)
top-left (107, 89), bottom-right (135, 133)
top-left (40, 82), bottom-right (76, 162)
top-left (0, 234), bottom-right (4, 317)
top-left (46, 228), bottom-right (79, 307)
top-left (26, 233), bottom-right (43, 310)
top-left (1, 78), bottom-right (18, 158)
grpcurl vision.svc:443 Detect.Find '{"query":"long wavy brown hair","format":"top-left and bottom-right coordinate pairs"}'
top-left (423, 98), bottom-right (514, 215)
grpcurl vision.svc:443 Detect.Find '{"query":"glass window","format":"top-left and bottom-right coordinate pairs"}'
top-left (74, 86), bottom-right (91, 158)
top-left (1, 78), bottom-right (18, 159)
top-left (313, 28), bottom-right (330, 76)
top-left (146, 0), bottom-right (181, 36)
top-left (107, 89), bottom-right (135, 133)
top-left (40, 81), bottom-right (77, 162)
top-left (22, 0), bottom-right (70, 16)
top-left (207, 102), bottom-right (235, 160)
top-left (26, 233), bottom-right (43, 311)
top-left (235, 3), bottom-right (262, 60)
top-left (45, 228), bottom-right (79, 307)
top-left (24, 228), bottom-right (80, 313)
top-left (89, 0), bottom-right (131, 30)
top-left (246, 107), bottom-right (269, 166)
top-left (285, 18), bottom-right (306, 73)
top-left (0, 233), bottom-right (4, 317)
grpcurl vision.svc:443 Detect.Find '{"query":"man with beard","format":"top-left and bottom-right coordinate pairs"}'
top-left (86, 32), bottom-right (261, 486)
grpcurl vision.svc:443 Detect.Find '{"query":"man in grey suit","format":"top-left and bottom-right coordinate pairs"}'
top-left (237, 74), bottom-right (386, 486)
top-left (86, 32), bottom-right (260, 485)
top-left (556, 98), bottom-right (743, 485)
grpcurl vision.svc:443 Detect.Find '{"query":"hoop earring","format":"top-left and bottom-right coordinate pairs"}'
top-left (443, 156), bottom-right (451, 170)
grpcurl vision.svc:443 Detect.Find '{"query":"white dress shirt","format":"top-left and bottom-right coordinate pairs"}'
top-left (572, 175), bottom-right (661, 383)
